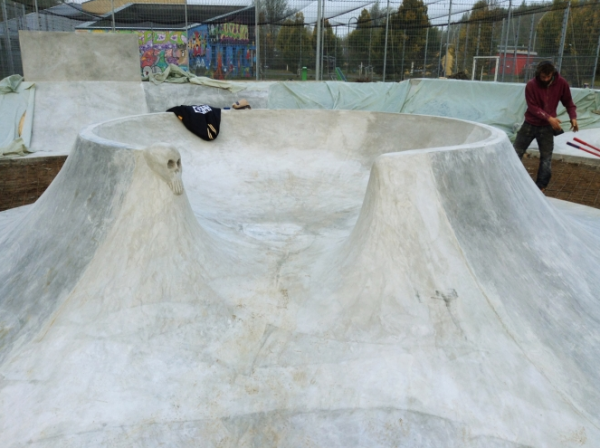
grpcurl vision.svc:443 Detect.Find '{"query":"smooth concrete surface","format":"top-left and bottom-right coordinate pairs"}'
top-left (1, 110), bottom-right (599, 446)
top-left (19, 31), bottom-right (141, 82)
top-left (28, 81), bottom-right (148, 155)
top-left (0, 204), bottom-right (32, 229)
top-left (549, 197), bottom-right (600, 234)
top-left (143, 82), bottom-right (273, 113)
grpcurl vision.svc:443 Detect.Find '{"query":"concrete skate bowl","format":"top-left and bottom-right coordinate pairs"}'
top-left (1, 109), bottom-right (600, 447)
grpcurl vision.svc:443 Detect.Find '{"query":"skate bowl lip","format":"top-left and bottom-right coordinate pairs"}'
top-left (78, 109), bottom-right (508, 157)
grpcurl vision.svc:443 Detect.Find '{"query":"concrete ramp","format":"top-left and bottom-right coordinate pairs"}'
top-left (17, 31), bottom-right (148, 155)
top-left (19, 31), bottom-right (141, 82)
top-left (0, 110), bottom-right (599, 446)
top-left (29, 81), bottom-right (148, 154)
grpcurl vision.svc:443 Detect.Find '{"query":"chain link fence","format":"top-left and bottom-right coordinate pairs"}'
top-left (1, 0), bottom-right (599, 86)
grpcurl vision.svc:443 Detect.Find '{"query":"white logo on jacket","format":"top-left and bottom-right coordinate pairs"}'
top-left (192, 105), bottom-right (212, 114)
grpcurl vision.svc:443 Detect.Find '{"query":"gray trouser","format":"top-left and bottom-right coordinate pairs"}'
top-left (513, 122), bottom-right (554, 189)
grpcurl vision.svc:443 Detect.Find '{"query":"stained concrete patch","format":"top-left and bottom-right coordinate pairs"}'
top-left (19, 31), bottom-right (141, 82)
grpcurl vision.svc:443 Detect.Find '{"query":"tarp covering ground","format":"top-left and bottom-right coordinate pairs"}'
top-left (268, 81), bottom-right (412, 113)
top-left (4, 74), bottom-right (600, 157)
top-left (268, 79), bottom-right (600, 140)
top-left (0, 75), bottom-right (35, 156)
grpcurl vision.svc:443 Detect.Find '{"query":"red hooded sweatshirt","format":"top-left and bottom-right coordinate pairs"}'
top-left (524, 71), bottom-right (577, 127)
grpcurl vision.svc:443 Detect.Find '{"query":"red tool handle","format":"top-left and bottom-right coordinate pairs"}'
top-left (567, 141), bottom-right (600, 158)
top-left (574, 137), bottom-right (600, 153)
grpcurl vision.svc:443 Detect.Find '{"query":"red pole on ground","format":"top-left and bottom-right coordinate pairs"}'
top-left (574, 137), bottom-right (600, 153)
top-left (567, 141), bottom-right (600, 158)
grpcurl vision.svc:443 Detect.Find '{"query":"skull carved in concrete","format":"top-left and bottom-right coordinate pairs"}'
top-left (143, 143), bottom-right (184, 195)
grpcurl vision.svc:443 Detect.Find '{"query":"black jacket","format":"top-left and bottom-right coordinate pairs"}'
top-left (167, 105), bottom-right (221, 141)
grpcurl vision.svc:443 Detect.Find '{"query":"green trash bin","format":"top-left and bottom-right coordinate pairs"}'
top-left (301, 67), bottom-right (307, 81)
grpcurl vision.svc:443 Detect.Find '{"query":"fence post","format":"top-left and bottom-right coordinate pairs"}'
top-left (513, 15), bottom-right (521, 82)
top-left (438, 25), bottom-right (447, 78)
top-left (437, 25), bottom-right (444, 77)
top-left (455, 24), bottom-right (460, 73)
top-left (557, 1), bottom-right (570, 73)
top-left (490, 21), bottom-right (496, 56)
top-left (383, 0), bottom-right (390, 82)
top-left (499, 18), bottom-right (505, 79)
top-left (526, 13), bottom-right (534, 82)
top-left (368, 25), bottom-right (372, 68)
top-left (320, 1), bottom-right (326, 80)
top-left (400, 30), bottom-right (406, 80)
top-left (444, 0), bottom-right (453, 77)
top-left (592, 33), bottom-right (600, 89)
top-left (501, 0), bottom-right (512, 82)
top-left (423, 27), bottom-right (429, 75)
top-left (34, 0), bottom-right (40, 30)
top-left (463, 22), bottom-right (469, 71)
top-left (315, 0), bottom-right (322, 81)
top-left (255, 0), bottom-right (260, 80)
top-left (110, 0), bottom-right (115, 32)
top-left (475, 22), bottom-right (481, 60)
top-left (1, 0), bottom-right (15, 75)
top-left (183, 0), bottom-right (188, 35)
top-left (390, 27), bottom-right (394, 76)
top-left (334, 27), bottom-right (337, 77)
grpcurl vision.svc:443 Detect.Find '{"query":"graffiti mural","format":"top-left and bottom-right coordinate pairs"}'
top-left (139, 31), bottom-right (188, 77)
top-left (76, 29), bottom-right (189, 76)
top-left (213, 23), bottom-right (249, 44)
top-left (188, 24), bottom-right (255, 79)
top-left (77, 25), bottom-right (257, 79)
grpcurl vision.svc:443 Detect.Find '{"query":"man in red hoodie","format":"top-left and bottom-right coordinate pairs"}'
top-left (513, 60), bottom-right (578, 191)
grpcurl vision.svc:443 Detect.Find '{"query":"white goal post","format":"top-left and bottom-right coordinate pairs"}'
top-left (471, 56), bottom-right (500, 82)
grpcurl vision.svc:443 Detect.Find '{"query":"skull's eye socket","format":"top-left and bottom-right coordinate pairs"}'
top-left (177, 159), bottom-right (181, 168)
top-left (167, 160), bottom-right (175, 169)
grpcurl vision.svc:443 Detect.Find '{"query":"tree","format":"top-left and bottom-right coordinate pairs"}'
top-left (347, 8), bottom-right (375, 74)
top-left (370, 1), bottom-right (385, 26)
top-left (545, 0), bottom-right (600, 85)
top-left (569, 0), bottom-right (600, 83)
top-left (261, 0), bottom-right (290, 23)
top-left (390, 0), bottom-right (431, 75)
top-left (276, 12), bottom-right (313, 72)
top-left (455, 0), bottom-right (503, 75)
top-left (368, 0), bottom-right (432, 79)
top-left (536, 0), bottom-right (568, 57)
top-left (257, 0), bottom-right (291, 71)
top-left (311, 19), bottom-right (342, 76)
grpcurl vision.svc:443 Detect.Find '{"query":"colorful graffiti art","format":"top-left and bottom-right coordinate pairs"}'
top-left (76, 29), bottom-right (189, 76)
top-left (188, 24), bottom-right (254, 79)
top-left (188, 27), bottom-right (211, 72)
top-left (139, 31), bottom-right (189, 77)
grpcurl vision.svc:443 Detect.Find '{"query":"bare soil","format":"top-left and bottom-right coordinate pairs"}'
top-left (0, 156), bottom-right (67, 211)
top-left (522, 155), bottom-right (600, 209)
top-left (2, 155), bottom-right (600, 213)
